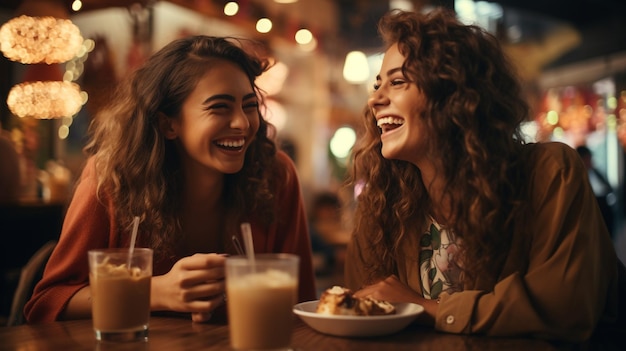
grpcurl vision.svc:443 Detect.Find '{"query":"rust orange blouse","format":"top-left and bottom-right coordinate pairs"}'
top-left (25, 151), bottom-right (317, 323)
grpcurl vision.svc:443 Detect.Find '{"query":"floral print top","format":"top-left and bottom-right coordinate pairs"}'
top-left (419, 217), bottom-right (464, 300)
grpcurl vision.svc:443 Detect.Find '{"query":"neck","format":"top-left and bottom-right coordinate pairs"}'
top-left (180, 161), bottom-right (224, 212)
top-left (177, 164), bottom-right (227, 256)
top-left (416, 159), bottom-right (450, 223)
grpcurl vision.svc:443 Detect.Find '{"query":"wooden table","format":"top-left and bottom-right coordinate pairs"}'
top-left (0, 316), bottom-right (595, 351)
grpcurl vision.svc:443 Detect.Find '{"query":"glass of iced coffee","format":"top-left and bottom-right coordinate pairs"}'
top-left (226, 253), bottom-right (299, 350)
top-left (88, 248), bottom-right (152, 342)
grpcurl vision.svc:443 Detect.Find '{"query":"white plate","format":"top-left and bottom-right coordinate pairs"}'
top-left (293, 300), bottom-right (424, 337)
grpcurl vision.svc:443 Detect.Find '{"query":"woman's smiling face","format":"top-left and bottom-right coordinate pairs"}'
top-left (169, 59), bottom-right (260, 176)
top-left (368, 43), bottom-right (429, 166)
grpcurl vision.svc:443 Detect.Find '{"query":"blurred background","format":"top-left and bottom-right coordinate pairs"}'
top-left (1, 0), bottom-right (626, 312)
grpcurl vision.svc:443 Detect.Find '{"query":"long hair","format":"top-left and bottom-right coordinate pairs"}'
top-left (83, 36), bottom-right (278, 254)
top-left (348, 8), bottom-right (531, 285)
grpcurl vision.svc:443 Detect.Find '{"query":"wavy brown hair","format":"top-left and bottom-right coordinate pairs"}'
top-left (348, 8), bottom-right (531, 286)
top-left (84, 36), bottom-right (278, 254)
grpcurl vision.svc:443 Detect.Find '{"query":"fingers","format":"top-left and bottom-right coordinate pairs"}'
top-left (353, 288), bottom-right (372, 299)
top-left (353, 275), bottom-right (400, 299)
top-left (178, 268), bottom-right (225, 287)
top-left (160, 254), bottom-right (229, 315)
top-left (181, 279), bottom-right (226, 302)
top-left (173, 253), bottom-right (226, 287)
top-left (191, 311), bottom-right (212, 323)
top-left (384, 275), bottom-right (400, 283)
top-left (190, 294), bottom-right (225, 323)
top-left (179, 253), bottom-right (227, 270)
top-left (187, 291), bottom-right (227, 315)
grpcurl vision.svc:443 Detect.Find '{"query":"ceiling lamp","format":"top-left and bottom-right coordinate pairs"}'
top-left (343, 51), bottom-right (369, 84)
top-left (0, 15), bottom-right (83, 64)
top-left (330, 126), bottom-right (356, 164)
top-left (1, 0), bottom-right (85, 120)
top-left (7, 81), bottom-right (83, 119)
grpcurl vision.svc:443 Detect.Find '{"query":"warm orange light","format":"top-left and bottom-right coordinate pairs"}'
top-left (0, 15), bottom-right (83, 64)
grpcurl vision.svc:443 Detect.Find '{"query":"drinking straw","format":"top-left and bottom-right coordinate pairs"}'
top-left (232, 235), bottom-right (245, 256)
top-left (240, 222), bottom-right (255, 269)
top-left (127, 216), bottom-right (140, 270)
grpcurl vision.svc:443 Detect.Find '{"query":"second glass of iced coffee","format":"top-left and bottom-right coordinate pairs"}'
top-left (226, 253), bottom-right (299, 350)
top-left (88, 248), bottom-right (152, 342)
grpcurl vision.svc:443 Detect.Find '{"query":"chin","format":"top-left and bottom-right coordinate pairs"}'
top-left (222, 161), bottom-right (247, 174)
top-left (222, 166), bottom-right (245, 174)
top-left (381, 146), bottom-right (397, 160)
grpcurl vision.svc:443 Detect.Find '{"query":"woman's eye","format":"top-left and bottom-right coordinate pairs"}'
top-left (207, 103), bottom-right (228, 111)
top-left (372, 83), bottom-right (380, 91)
top-left (391, 79), bottom-right (405, 86)
top-left (243, 102), bottom-right (259, 110)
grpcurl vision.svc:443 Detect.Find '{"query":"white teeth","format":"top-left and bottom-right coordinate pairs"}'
top-left (376, 117), bottom-right (404, 127)
top-left (216, 139), bottom-right (245, 148)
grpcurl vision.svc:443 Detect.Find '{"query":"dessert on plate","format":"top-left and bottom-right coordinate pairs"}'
top-left (316, 286), bottom-right (396, 316)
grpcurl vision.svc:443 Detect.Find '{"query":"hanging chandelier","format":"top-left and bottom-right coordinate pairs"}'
top-left (7, 81), bottom-right (83, 119)
top-left (0, 15), bottom-right (83, 64)
top-left (1, 9), bottom-right (85, 120)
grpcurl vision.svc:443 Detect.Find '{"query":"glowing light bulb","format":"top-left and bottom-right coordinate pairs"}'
top-left (224, 2), bottom-right (239, 16)
top-left (295, 29), bottom-right (313, 44)
top-left (256, 18), bottom-right (272, 33)
top-left (330, 126), bottom-right (356, 160)
top-left (343, 51), bottom-right (369, 83)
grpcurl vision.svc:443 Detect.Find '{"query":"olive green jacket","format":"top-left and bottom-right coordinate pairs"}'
top-left (346, 142), bottom-right (624, 342)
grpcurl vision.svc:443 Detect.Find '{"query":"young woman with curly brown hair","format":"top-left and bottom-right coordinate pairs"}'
top-left (25, 36), bottom-right (316, 324)
top-left (345, 8), bottom-right (624, 342)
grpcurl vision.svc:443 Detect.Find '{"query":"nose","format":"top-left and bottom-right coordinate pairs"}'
top-left (368, 88), bottom-right (389, 113)
top-left (231, 107), bottom-right (251, 130)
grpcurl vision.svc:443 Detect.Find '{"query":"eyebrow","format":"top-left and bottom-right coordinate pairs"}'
top-left (375, 67), bottom-right (403, 81)
top-left (202, 92), bottom-right (257, 105)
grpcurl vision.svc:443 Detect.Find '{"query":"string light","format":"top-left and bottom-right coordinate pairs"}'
top-left (71, 0), bottom-right (83, 12)
top-left (294, 28), bottom-right (313, 45)
top-left (256, 18), bottom-right (273, 33)
top-left (224, 2), bottom-right (239, 16)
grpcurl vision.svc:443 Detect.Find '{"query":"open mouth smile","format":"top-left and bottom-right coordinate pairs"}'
top-left (215, 138), bottom-right (245, 151)
top-left (376, 116), bottom-right (405, 134)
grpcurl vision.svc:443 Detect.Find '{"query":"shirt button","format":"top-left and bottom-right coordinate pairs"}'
top-left (446, 315), bottom-right (455, 324)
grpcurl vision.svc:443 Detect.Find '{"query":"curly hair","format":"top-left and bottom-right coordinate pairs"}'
top-left (348, 8), bottom-right (531, 285)
top-left (83, 36), bottom-right (278, 255)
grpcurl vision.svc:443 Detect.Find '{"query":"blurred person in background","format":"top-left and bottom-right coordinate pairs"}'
top-left (25, 35), bottom-right (316, 324)
top-left (308, 191), bottom-right (342, 276)
top-left (576, 145), bottom-right (616, 239)
top-left (345, 8), bottom-right (624, 343)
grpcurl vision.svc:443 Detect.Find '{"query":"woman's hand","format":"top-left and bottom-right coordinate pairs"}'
top-left (354, 275), bottom-right (438, 326)
top-left (151, 253), bottom-right (227, 322)
top-left (353, 275), bottom-right (421, 303)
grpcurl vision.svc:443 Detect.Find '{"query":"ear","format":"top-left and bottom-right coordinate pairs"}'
top-left (158, 112), bottom-right (178, 140)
